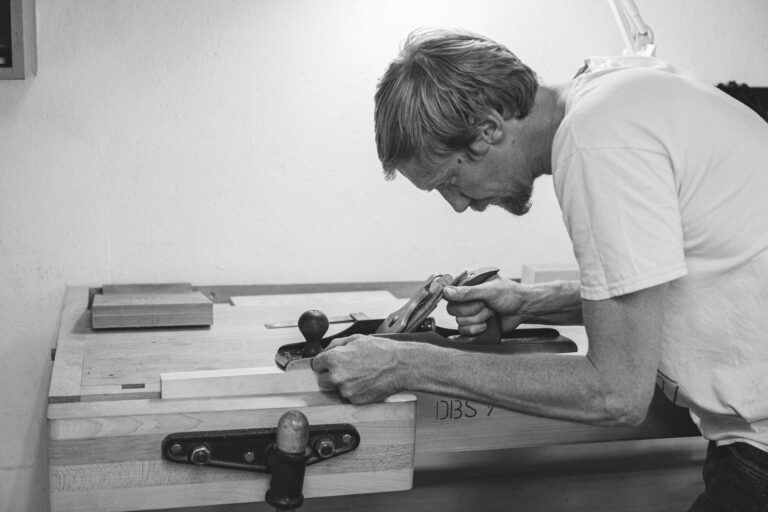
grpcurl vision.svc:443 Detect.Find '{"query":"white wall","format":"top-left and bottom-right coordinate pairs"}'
top-left (1, 1), bottom-right (766, 510)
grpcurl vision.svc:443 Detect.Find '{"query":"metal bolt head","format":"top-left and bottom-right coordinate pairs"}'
top-left (170, 443), bottom-right (183, 456)
top-left (420, 317), bottom-right (436, 331)
top-left (190, 445), bottom-right (212, 465)
top-left (244, 451), bottom-right (256, 463)
top-left (341, 434), bottom-right (353, 446)
top-left (314, 437), bottom-right (336, 459)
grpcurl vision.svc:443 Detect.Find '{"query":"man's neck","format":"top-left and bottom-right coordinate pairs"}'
top-left (521, 81), bottom-right (572, 176)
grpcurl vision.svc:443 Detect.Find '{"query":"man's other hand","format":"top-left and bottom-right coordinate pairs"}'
top-left (311, 335), bottom-right (407, 404)
top-left (443, 277), bottom-right (529, 335)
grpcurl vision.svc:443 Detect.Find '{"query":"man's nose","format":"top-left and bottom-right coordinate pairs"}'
top-left (438, 187), bottom-right (471, 213)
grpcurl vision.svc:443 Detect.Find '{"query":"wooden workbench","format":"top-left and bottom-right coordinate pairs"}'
top-left (48, 283), bottom-right (704, 511)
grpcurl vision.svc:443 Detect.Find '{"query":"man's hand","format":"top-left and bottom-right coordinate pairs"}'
top-left (311, 335), bottom-right (408, 404)
top-left (443, 276), bottom-right (529, 335)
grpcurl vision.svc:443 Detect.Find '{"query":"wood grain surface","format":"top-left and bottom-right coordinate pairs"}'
top-left (49, 396), bottom-right (416, 512)
top-left (160, 366), bottom-right (334, 398)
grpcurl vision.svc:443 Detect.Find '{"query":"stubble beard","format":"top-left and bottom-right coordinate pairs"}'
top-left (470, 184), bottom-right (533, 216)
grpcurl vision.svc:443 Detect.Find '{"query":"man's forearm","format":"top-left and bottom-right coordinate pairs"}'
top-left (397, 285), bottom-right (667, 427)
top-left (399, 342), bottom-right (620, 425)
top-left (520, 279), bottom-right (583, 325)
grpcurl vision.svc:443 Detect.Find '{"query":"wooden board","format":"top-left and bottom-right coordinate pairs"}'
top-left (160, 366), bottom-right (334, 398)
top-left (91, 291), bottom-right (213, 329)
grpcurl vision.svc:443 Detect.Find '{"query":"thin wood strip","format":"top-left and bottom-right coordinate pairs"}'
top-left (160, 366), bottom-right (332, 399)
top-left (48, 287), bottom-right (90, 403)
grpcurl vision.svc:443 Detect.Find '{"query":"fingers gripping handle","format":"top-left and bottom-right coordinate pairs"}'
top-left (373, 266), bottom-right (503, 341)
top-left (452, 267), bottom-right (502, 345)
top-left (453, 311), bottom-right (502, 345)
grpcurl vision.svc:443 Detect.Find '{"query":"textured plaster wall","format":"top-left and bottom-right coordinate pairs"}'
top-left (1, 1), bottom-right (767, 510)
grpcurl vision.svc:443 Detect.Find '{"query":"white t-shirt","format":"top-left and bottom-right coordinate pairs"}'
top-left (552, 57), bottom-right (768, 451)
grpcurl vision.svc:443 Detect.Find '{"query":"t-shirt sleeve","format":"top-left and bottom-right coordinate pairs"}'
top-left (554, 148), bottom-right (688, 300)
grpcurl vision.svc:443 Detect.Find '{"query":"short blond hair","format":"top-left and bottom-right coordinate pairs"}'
top-left (374, 28), bottom-right (538, 178)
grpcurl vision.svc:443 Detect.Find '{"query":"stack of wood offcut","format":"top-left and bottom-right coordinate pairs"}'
top-left (91, 282), bottom-right (213, 329)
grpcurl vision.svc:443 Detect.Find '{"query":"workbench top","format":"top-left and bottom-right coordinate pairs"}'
top-left (49, 287), bottom-right (408, 403)
top-left (47, 284), bottom-right (700, 512)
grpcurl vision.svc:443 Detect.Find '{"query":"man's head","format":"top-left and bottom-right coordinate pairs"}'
top-left (374, 28), bottom-right (540, 215)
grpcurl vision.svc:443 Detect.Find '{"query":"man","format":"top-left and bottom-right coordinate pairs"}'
top-left (312, 29), bottom-right (768, 510)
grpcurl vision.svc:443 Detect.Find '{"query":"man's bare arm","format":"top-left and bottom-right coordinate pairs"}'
top-left (315, 283), bottom-right (666, 427)
top-left (444, 278), bottom-right (583, 333)
top-left (518, 279), bottom-right (583, 325)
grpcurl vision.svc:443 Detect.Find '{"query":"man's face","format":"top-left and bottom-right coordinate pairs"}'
top-left (398, 152), bottom-right (533, 216)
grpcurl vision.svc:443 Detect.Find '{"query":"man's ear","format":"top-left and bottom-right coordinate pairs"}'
top-left (468, 111), bottom-right (505, 156)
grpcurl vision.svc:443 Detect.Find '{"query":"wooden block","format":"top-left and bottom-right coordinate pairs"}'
top-left (520, 263), bottom-right (580, 284)
top-left (48, 394), bottom-right (417, 512)
top-left (160, 366), bottom-right (334, 399)
top-left (91, 291), bottom-right (213, 329)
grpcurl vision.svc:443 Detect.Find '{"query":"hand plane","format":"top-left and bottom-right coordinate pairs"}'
top-left (275, 267), bottom-right (577, 370)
